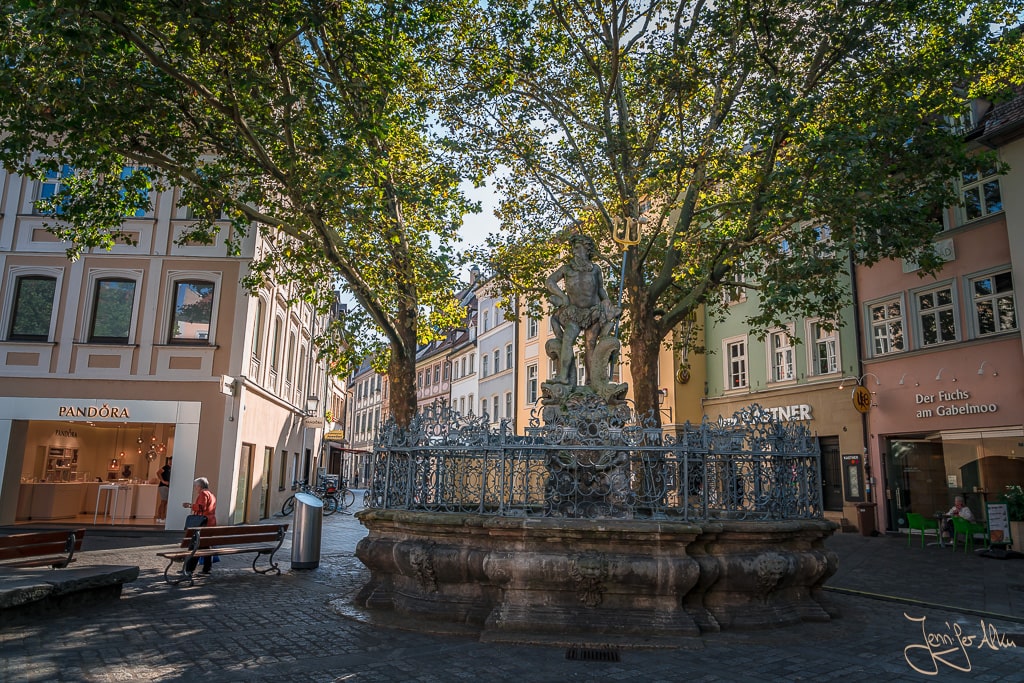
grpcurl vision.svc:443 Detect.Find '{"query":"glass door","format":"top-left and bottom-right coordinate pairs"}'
top-left (885, 438), bottom-right (947, 531)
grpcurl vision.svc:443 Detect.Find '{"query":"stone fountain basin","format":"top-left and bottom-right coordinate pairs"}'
top-left (352, 510), bottom-right (838, 648)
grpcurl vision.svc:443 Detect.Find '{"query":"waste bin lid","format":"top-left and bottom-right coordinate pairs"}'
top-left (295, 492), bottom-right (323, 507)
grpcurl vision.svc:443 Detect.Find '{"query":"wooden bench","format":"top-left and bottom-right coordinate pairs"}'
top-left (0, 529), bottom-right (85, 569)
top-left (158, 524), bottom-right (288, 585)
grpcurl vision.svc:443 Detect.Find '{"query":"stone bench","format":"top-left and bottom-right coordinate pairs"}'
top-left (0, 564), bottom-right (140, 618)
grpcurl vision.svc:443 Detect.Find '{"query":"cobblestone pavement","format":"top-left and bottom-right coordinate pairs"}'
top-left (3, 501), bottom-right (1023, 682)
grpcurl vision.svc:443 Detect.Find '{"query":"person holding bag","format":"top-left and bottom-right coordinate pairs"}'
top-left (182, 477), bottom-right (218, 574)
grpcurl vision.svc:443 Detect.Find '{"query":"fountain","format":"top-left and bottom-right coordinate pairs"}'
top-left (352, 236), bottom-right (838, 647)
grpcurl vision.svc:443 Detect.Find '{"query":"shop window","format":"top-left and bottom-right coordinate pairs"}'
top-left (808, 320), bottom-right (839, 375)
top-left (526, 364), bottom-right (538, 404)
top-left (169, 279), bottom-right (215, 344)
top-left (724, 337), bottom-right (747, 389)
top-left (89, 278), bottom-right (137, 343)
top-left (868, 298), bottom-right (905, 356)
top-left (8, 275), bottom-right (57, 341)
top-left (959, 165), bottom-right (1002, 223)
top-left (971, 270), bottom-right (1017, 336)
top-left (770, 328), bottom-right (795, 382)
top-left (916, 284), bottom-right (957, 346)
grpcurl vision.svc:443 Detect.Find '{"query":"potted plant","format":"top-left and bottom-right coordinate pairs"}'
top-left (1000, 485), bottom-right (1024, 548)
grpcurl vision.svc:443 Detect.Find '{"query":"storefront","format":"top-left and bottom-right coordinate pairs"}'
top-left (864, 338), bottom-right (1024, 533)
top-left (0, 397), bottom-right (199, 528)
top-left (703, 382), bottom-right (870, 528)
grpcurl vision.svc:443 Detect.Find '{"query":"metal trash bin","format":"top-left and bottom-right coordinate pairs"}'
top-left (855, 502), bottom-right (878, 537)
top-left (291, 492), bottom-right (323, 569)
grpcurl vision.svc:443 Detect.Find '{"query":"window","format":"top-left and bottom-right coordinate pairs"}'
top-left (120, 166), bottom-right (152, 218)
top-left (526, 364), bottom-right (538, 403)
top-left (972, 270), bottom-right (1017, 335)
top-left (279, 449), bottom-right (288, 491)
top-left (89, 278), bottom-right (136, 343)
top-left (505, 392), bottom-right (513, 419)
top-left (169, 280), bottom-right (214, 343)
top-left (481, 355), bottom-right (489, 377)
top-left (869, 299), bottom-right (905, 356)
top-left (808, 321), bottom-right (838, 375)
top-left (252, 299), bottom-right (264, 358)
top-left (433, 365), bottom-right (440, 384)
top-left (468, 393), bottom-right (474, 415)
top-left (481, 397), bottom-right (488, 418)
top-left (722, 269), bottom-right (747, 305)
top-left (469, 353), bottom-right (475, 373)
top-left (459, 396), bottom-right (466, 415)
top-left (460, 356), bottom-right (467, 377)
top-left (35, 165), bottom-right (74, 214)
top-left (8, 275), bottom-right (56, 341)
top-left (271, 318), bottom-right (282, 370)
top-left (481, 309), bottom-right (490, 333)
top-left (916, 285), bottom-right (957, 346)
top-left (960, 165), bottom-right (1002, 222)
top-left (443, 362), bottom-right (450, 381)
top-left (505, 343), bottom-right (513, 370)
top-left (770, 330), bottom-right (795, 382)
top-left (725, 338), bottom-right (747, 389)
top-left (492, 396), bottom-right (499, 421)
top-left (527, 318), bottom-right (538, 339)
top-left (417, 371), bottom-right (423, 389)
top-left (286, 332), bottom-right (296, 382)
top-left (493, 349), bottom-right (501, 373)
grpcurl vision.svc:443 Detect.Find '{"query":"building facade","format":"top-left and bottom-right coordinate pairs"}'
top-left (0, 167), bottom-right (339, 528)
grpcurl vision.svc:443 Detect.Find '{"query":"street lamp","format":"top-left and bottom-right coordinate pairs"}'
top-left (305, 394), bottom-right (320, 416)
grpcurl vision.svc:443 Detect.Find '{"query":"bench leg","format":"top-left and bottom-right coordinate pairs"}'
top-left (163, 557), bottom-right (195, 586)
top-left (251, 549), bottom-right (282, 575)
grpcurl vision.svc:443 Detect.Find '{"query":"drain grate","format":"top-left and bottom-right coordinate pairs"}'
top-left (565, 647), bottom-right (621, 662)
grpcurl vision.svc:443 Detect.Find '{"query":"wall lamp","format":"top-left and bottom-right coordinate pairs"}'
top-left (838, 373), bottom-right (881, 391)
top-left (898, 373), bottom-right (920, 387)
top-left (977, 361), bottom-right (998, 376)
top-left (935, 368), bottom-right (957, 382)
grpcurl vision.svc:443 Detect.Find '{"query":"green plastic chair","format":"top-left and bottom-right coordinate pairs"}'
top-left (950, 516), bottom-right (988, 554)
top-left (906, 512), bottom-right (939, 548)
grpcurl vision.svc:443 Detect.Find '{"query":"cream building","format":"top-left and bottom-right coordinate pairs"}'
top-left (0, 166), bottom-right (341, 528)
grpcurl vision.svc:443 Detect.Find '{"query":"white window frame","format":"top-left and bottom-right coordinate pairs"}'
top-left (505, 392), bottom-right (513, 419)
top-left (505, 343), bottom-right (513, 371)
top-left (526, 364), bottom-right (538, 404)
top-left (481, 354), bottom-right (489, 378)
top-left (866, 295), bottom-right (906, 357)
top-left (968, 268), bottom-right (1017, 337)
top-left (164, 270), bottom-right (222, 345)
top-left (83, 268), bottom-right (143, 344)
top-left (527, 318), bottom-right (538, 339)
top-left (493, 349), bottom-right (501, 373)
top-left (768, 326), bottom-right (796, 383)
top-left (1, 265), bottom-right (64, 342)
top-left (723, 335), bottom-right (748, 390)
top-left (913, 282), bottom-right (958, 347)
top-left (958, 163), bottom-right (1003, 225)
top-left (806, 319), bottom-right (840, 377)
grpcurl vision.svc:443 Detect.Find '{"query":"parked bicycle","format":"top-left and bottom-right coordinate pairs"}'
top-left (281, 480), bottom-right (339, 516)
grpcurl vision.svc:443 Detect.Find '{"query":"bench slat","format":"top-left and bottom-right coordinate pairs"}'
top-left (0, 529), bottom-right (85, 569)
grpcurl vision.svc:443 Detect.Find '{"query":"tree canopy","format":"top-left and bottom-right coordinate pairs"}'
top-left (443, 0), bottom-right (1023, 418)
top-left (0, 0), bottom-right (475, 424)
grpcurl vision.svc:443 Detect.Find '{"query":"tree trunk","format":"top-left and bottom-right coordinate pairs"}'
top-left (387, 319), bottom-right (418, 429)
top-left (628, 329), bottom-right (662, 426)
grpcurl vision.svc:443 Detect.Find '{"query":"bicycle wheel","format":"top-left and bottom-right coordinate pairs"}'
top-left (339, 489), bottom-right (356, 510)
top-left (281, 495), bottom-right (295, 516)
top-left (322, 495), bottom-right (338, 515)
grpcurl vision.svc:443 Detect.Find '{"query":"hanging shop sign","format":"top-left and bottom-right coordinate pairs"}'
top-left (914, 389), bottom-right (998, 419)
top-left (324, 429), bottom-right (346, 442)
top-left (851, 386), bottom-right (872, 414)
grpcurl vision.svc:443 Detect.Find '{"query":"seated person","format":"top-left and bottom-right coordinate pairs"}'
top-left (942, 495), bottom-right (974, 539)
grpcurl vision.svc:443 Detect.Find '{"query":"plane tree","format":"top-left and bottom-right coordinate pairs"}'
top-left (443, 0), bottom-right (1021, 421)
top-left (0, 0), bottom-right (474, 426)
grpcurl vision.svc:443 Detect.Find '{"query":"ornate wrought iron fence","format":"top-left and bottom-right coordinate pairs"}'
top-left (364, 402), bottom-right (823, 521)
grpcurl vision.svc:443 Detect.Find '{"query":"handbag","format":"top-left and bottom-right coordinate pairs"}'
top-left (184, 514), bottom-right (208, 530)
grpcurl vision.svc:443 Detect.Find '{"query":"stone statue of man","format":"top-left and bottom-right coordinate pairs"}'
top-left (544, 234), bottom-right (624, 401)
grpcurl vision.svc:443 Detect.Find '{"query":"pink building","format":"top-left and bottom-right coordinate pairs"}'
top-left (855, 93), bottom-right (1024, 534)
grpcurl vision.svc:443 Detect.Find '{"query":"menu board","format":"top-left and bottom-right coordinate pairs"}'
top-left (986, 502), bottom-right (1012, 546)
